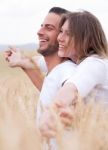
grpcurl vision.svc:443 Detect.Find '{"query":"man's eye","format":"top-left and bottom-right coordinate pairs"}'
top-left (59, 30), bottom-right (63, 33)
top-left (46, 27), bottom-right (53, 31)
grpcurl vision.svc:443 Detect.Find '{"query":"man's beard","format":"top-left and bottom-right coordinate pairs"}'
top-left (37, 42), bottom-right (59, 57)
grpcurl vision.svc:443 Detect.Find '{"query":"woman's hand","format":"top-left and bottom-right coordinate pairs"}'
top-left (39, 105), bottom-right (75, 139)
top-left (52, 82), bottom-right (78, 127)
top-left (54, 82), bottom-right (78, 108)
top-left (59, 106), bottom-right (74, 127)
top-left (39, 83), bottom-right (78, 139)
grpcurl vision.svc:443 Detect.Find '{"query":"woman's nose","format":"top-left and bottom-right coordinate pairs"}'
top-left (57, 33), bottom-right (64, 42)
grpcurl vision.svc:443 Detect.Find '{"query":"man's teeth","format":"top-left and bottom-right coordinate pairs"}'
top-left (40, 39), bottom-right (47, 42)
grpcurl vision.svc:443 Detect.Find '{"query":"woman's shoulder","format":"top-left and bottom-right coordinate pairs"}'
top-left (82, 55), bottom-right (108, 64)
top-left (77, 55), bottom-right (108, 72)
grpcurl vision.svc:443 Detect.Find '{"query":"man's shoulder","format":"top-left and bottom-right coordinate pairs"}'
top-left (59, 60), bottom-right (76, 70)
top-left (50, 60), bottom-right (76, 77)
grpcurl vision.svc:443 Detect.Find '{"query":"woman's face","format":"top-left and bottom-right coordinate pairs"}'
top-left (57, 20), bottom-right (77, 62)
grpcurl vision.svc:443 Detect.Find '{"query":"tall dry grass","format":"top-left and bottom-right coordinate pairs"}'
top-left (0, 52), bottom-right (42, 150)
top-left (0, 51), bottom-right (108, 150)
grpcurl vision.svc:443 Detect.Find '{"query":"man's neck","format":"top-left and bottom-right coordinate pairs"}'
top-left (44, 53), bottom-right (66, 73)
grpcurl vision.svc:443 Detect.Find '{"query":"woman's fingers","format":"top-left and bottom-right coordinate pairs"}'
top-left (59, 107), bottom-right (74, 127)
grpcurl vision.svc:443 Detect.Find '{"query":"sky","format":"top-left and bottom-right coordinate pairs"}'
top-left (0, 0), bottom-right (108, 45)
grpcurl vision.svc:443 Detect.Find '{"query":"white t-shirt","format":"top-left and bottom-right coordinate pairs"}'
top-left (36, 60), bottom-right (76, 150)
top-left (37, 60), bottom-right (76, 123)
top-left (67, 55), bottom-right (108, 102)
top-left (32, 55), bottom-right (48, 73)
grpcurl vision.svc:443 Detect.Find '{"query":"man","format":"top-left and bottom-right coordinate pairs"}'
top-left (5, 7), bottom-right (69, 91)
top-left (5, 7), bottom-right (76, 149)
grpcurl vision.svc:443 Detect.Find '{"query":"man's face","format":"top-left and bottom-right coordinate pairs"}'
top-left (37, 13), bottom-right (61, 56)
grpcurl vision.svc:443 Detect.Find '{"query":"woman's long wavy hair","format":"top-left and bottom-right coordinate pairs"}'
top-left (59, 11), bottom-right (108, 63)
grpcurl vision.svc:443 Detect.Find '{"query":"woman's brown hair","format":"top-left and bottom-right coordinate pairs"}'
top-left (59, 11), bottom-right (108, 62)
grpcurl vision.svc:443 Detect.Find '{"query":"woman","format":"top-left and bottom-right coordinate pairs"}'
top-left (55, 10), bottom-right (108, 105)
top-left (39, 10), bottom-right (108, 139)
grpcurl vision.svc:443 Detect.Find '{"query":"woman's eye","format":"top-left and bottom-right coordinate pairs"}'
top-left (66, 31), bottom-right (70, 36)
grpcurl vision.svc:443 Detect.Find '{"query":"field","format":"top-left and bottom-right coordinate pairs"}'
top-left (0, 51), bottom-right (108, 150)
top-left (0, 52), bottom-right (41, 150)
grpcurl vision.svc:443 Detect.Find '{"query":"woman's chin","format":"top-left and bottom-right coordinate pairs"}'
top-left (58, 51), bottom-right (65, 57)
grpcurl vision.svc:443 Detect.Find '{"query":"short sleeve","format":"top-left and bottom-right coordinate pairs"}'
top-left (66, 57), bottom-right (106, 97)
top-left (32, 56), bottom-right (48, 73)
top-left (59, 61), bottom-right (76, 86)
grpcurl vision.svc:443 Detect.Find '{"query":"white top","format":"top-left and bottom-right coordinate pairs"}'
top-left (36, 60), bottom-right (76, 123)
top-left (32, 55), bottom-right (48, 72)
top-left (67, 55), bottom-right (108, 102)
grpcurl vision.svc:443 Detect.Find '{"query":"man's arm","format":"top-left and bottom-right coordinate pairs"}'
top-left (4, 47), bottom-right (44, 91)
top-left (22, 67), bottom-right (44, 91)
top-left (15, 56), bottom-right (45, 91)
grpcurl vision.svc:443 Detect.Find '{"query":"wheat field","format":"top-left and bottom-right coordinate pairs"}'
top-left (0, 51), bottom-right (42, 150)
top-left (0, 51), bottom-right (108, 150)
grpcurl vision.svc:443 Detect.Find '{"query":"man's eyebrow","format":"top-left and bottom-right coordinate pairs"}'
top-left (41, 24), bottom-right (56, 29)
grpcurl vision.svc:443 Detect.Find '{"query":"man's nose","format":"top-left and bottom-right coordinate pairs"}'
top-left (37, 27), bottom-right (45, 36)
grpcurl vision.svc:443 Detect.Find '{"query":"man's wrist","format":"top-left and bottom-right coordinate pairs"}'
top-left (20, 57), bottom-right (40, 70)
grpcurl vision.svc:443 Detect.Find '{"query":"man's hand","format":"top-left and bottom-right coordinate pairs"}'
top-left (4, 46), bottom-right (24, 67)
top-left (39, 109), bottom-right (57, 139)
top-left (4, 46), bottom-right (36, 69)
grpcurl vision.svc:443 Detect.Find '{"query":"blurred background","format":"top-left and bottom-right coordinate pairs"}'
top-left (0, 0), bottom-right (108, 48)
